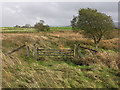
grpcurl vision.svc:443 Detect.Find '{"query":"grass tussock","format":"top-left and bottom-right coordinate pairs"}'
top-left (2, 29), bottom-right (120, 88)
top-left (72, 50), bottom-right (119, 70)
top-left (2, 52), bottom-right (120, 88)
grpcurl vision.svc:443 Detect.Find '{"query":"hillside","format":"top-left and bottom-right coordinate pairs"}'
top-left (2, 29), bottom-right (120, 88)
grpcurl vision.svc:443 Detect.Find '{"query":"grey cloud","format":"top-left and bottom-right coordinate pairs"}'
top-left (2, 2), bottom-right (118, 27)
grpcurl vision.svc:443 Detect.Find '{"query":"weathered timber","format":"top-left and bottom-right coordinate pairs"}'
top-left (8, 44), bottom-right (26, 54)
top-left (38, 51), bottom-right (73, 55)
top-left (26, 45), bottom-right (30, 57)
top-left (79, 45), bottom-right (98, 52)
top-left (37, 47), bottom-right (74, 58)
top-left (39, 52), bottom-right (73, 54)
top-left (38, 49), bottom-right (73, 57)
top-left (78, 44), bottom-right (80, 57)
top-left (74, 44), bottom-right (76, 57)
top-left (33, 44), bottom-right (38, 59)
top-left (37, 49), bottom-right (72, 51)
top-left (38, 54), bottom-right (74, 56)
top-left (38, 50), bottom-right (73, 53)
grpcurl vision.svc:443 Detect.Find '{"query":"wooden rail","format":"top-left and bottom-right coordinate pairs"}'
top-left (8, 44), bottom-right (26, 54)
top-left (7, 43), bottom-right (98, 60)
top-left (37, 48), bottom-right (74, 57)
top-left (37, 49), bottom-right (72, 51)
top-left (79, 45), bottom-right (98, 52)
top-left (33, 44), bottom-right (98, 59)
top-left (7, 42), bottom-right (30, 57)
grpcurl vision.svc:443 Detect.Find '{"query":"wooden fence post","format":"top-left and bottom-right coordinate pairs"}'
top-left (37, 47), bottom-right (39, 59)
top-left (26, 45), bottom-right (30, 57)
top-left (33, 44), bottom-right (37, 59)
top-left (74, 44), bottom-right (76, 57)
top-left (78, 44), bottom-right (80, 57)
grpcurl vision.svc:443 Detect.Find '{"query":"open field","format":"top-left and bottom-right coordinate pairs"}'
top-left (1, 27), bottom-right (72, 33)
top-left (2, 27), bottom-right (120, 88)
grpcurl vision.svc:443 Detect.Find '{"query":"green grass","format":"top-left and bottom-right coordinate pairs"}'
top-left (13, 53), bottom-right (119, 88)
top-left (2, 30), bottom-right (38, 33)
top-left (50, 27), bottom-right (72, 30)
top-left (2, 28), bottom-right (120, 88)
top-left (2, 27), bottom-right (72, 33)
top-left (3, 45), bottom-right (119, 88)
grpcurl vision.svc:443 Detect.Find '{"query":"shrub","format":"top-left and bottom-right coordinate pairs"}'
top-left (34, 20), bottom-right (50, 32)
top-left (71, 8), bottom-right (115, 49)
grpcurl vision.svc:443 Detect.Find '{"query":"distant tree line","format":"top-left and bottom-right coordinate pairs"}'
top-left (14, 20), bottom-right (50, 32)
top-left (14, 24), bottom-right (32, 28)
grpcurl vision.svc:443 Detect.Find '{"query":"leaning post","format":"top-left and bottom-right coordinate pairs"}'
top-left (74, 44), bottom-right (76, 57)
top-left (78, 44), bottom-right (80, 57)
top-left (25, 42), bottom-right (30, 57)
top-left (33, 44), bottom-right (38, 59)
top-left (26, 45), bottom-right (30, 57)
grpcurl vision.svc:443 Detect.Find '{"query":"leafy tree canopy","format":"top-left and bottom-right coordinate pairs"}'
top-left (34, 20), bottom-right (50, 32)
top-left (71, 8), bottom-right (115, 49)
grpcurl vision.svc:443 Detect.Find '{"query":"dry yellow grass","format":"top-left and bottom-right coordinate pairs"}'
top-left (99, 38), bottom-right (118, 50)
top-left (2, 30), bottom-right (120, 88)
top-left (75, 50), bottom-right (119, 70)
top-left (47, 30), bottom-right (118, 51)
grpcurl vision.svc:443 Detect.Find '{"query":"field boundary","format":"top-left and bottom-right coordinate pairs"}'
top-left (7, 43), bottom-right (98, 59)
top-left (33, 44), bottom-right (98, 59)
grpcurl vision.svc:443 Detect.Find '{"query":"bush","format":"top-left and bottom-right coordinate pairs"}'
top-left (71, 8), bottom-right (115, 49)
top-left (34, 20), bottom-right (50, 32)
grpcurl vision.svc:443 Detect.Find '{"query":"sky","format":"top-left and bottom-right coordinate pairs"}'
top-left (1, 1), bottom-right (119, 27)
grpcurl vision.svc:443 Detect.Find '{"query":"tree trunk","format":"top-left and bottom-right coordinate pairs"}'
top-left (95, 43), bottom-right (99, 50)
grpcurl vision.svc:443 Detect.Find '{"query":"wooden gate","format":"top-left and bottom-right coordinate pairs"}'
top-left (33, 44), bottom-right (75, 59)
top-left (38, 48), bottom-right (74, 57)
top-left (33, 44), bottom-right (98, 59)
top-left (7, 43), bottom-right (98, 60)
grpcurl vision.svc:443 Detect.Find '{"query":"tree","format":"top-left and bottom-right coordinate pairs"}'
top-left (71, 15), bottom-right (78, 31)
top-left (34, 20), bottom-right (50, 32)
top-left (40, 20), bottom-right (45, 24)
top-left (34, 22), bottom-right (44, 32)
top-left (15, 25), bottom-right (20, 28)
top-left (71, 8), bottom-right (115, 49)
top-left (44, 25), bottom-right (50, 31)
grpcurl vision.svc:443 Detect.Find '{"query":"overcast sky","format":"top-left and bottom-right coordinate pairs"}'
top-left (1, 2), bottom-right (118, 27)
